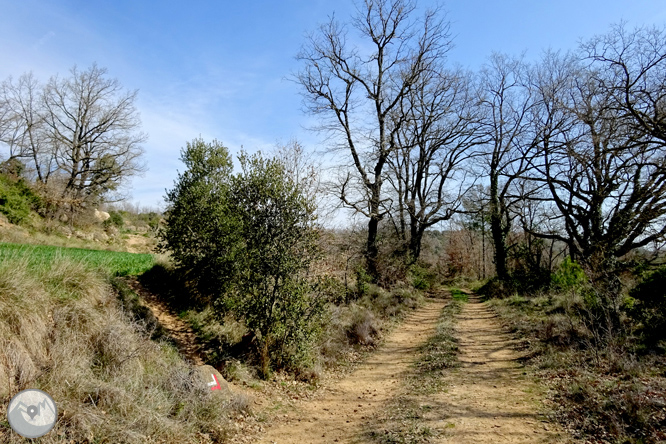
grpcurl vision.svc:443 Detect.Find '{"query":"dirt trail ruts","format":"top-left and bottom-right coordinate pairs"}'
top-left (422, 294), bottom-right (569, 443)
top-left (258, 293), bottom-right (570, 444)
top-left (259, 297), bottom-right (448, 444)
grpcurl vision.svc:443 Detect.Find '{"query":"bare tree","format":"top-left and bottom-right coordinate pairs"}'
top-left (584, 24), bottom-right (666, 146)
top-left (386, 67), bottom-right (482, 261)
top-left (0, 64), bottom-right (146, 215)
top-left (295, 0), bottom-right (451, 278)
top-left (0, 73), bottom-right (55, 183)
top-left (42, 64), bottom-right (146, 210)
top-left (476, 53), bottom-right (535, 282)
top-left (526, 42), bottom-right (666, 279)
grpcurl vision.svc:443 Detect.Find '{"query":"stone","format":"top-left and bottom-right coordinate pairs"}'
top-left (56, 225), bottom-right (72, 238)
top-left (94, 209), bottom-right (110, 222)
top-left (105, 226), bottom-right (119, 237)
top-left (194, 365), bottom-right (231, 395)
top-left (74, 230), bottom-right (94, 241)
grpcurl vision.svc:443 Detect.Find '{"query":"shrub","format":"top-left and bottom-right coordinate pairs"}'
top-left (477, 277), bottom-right (514, 299)
top-left (103, 210), bottom-right (125, 229)
top-left (222, 152), bottom-right (323, 378)
top-left (628, 267), bottom-right (666, 346)
top-left (355, 266), bottom-right (372, 297)
top-left (552, 257), bottom-right (587, 290)
top-left (346, 309), bottom-right (379, 346)
top-left (0, 173), bottom-right (41, 224)
top-left (409, 263), bottom-right (436, 290)
top-left (159, 138), bottom-right (238, 298)
top-left (161, 141), bottom-right (323, 379)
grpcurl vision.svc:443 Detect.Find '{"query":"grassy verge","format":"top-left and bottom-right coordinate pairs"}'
top-left (0, 253), bottom-right (246, 443)
top-left (0, 241), bottom-right (154, 276)
top-left (366, 296), bottom-right (463, 443)
top-left (487, 292), bottom-right (666, 444)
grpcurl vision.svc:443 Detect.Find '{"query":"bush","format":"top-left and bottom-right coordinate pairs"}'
top-left (477, 277), bottom-right (514, 299)
top-left (346, 309), bottom-right (379, 346)
top-left (161, 141), bottom-right (323, 379)
top-left (628, 267), bottom-right (666, 346)
top-left (552, 257), bottom-right (587, 290)
top-left (159, 138), bottom-right (237, 298)
top-left (355, 266), bottom-right (372, 297)
top-left (0, 173), bottom-right (41, 224)
top-left (103, 210), bottom-right (125, 229)
top-left (409, 263), bottom-right (436, 290)
top-left (222, 152), bottom-right (323, 378)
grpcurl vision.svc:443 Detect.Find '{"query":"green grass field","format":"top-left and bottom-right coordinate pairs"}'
top-left (0, 242), bottom-right (155, 276)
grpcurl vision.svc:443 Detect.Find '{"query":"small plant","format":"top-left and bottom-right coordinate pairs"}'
top-left (410, 263), bottom-right (435, 290)
top-left (104, 210), bottom-right (125, 229)
top-left (450, 288), bottom-right (468, 302)
top-left (552, 257), bottom-right (587, 290)
top-left (628, 266), bottom-right (666, 346)
top-left (356, 266), bottom-right (372, 297)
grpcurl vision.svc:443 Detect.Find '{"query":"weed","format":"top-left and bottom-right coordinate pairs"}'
top-left (450, 288), bottom-right (468, 302)
top-left (488, 290), bottom-right (666, 444)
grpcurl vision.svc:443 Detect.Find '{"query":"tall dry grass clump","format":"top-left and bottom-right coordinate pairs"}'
top-left (0, 253), bottom-right (245, 443)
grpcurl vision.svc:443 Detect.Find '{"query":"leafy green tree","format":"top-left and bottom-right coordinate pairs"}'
top-left (159, 138), bottom-right (238, 297)
top-left (161, 141), bottom-right (322, 378)
top-left (222, 152), bottom-right (322, 378)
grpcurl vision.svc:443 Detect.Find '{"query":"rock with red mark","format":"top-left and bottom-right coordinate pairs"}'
top-left (194, 365), bottom-right (230, 395)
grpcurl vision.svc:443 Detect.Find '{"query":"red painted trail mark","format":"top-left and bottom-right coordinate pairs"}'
top-left (207, 373), bottom-right (221, 391)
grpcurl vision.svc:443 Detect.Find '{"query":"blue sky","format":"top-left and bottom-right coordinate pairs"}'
top-left (2, 0), bottom-right (666, 212)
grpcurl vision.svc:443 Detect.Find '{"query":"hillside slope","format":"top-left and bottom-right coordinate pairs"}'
top-left (0, 251), bottom-right (245, 443)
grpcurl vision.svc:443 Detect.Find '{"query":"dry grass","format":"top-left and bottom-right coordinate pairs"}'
top-left (487, 291), bottom-right (666, 444)
top-left (316, 284), bottom-right (425, 369)
top-left (0, 253), bottom-right (246, 443)
top-left (365, 298), bottom-right (462, 443)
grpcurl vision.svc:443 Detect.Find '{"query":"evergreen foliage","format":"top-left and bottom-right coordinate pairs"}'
top-left (160, 140), bottom-right (322, 378)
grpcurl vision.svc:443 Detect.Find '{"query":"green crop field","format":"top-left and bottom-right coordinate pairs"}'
top-left (0, 242), bottom-right (155, 276)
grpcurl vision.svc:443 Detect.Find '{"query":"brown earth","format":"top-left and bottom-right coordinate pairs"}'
top-left (123, 280), bottom-right (571, 443)
top-left (126, 278), bottom-right (205, 365)
top-left (257, 297), bottom-right (448, 444)
top-left (256, 294), bottom-right (571, 444)
top-left (124, 233), bottom-right (156, 253)
top-left (415, 294), bottom-right (571, 443)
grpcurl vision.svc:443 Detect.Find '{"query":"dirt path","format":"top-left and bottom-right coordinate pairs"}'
top-left (259, 298), bottom-right (448, 444)
top-left (258, 294), bottom-right (569, 444)
top-left (125, 278), bottom-right (205, 365)
top-left (416, 294), bottom-right (569, 443)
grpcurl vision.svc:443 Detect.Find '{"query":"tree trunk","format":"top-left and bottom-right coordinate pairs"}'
top-left (367, 215), bottom-right (380, 280)
top-left (489, 172), bottom-right (509, 282)
top-left (408, 223), bottom-right (425, 263)
top-left (258, 338), bottom-right (271, 380)
top-left (366, 177), bottom-right (383, 280)
top-left (490, 213), bottom-right (509, 281)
